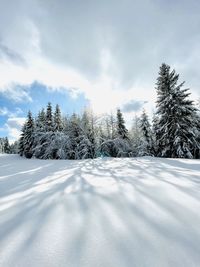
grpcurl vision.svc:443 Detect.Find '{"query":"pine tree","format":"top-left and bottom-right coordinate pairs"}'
top-left (10, 141), bottom-right (19, 154)
top-left (116, 109), bottom-right (129, 139)
top-left (152, 113), bottom-right (159, 156)
top-left (67, 113), bottom-right (82, 159)
top-left (0, 138), bottom-right (3, 153)
top-left (23, 111), bottom-right (35, 158)
top-left (54, 104), bottom-right (63, 132)
top-left (139, 109), bottom-right (153, 156)
top-left (79, 109), bottom-right (96, 159)
top-left (4, 137), bottom-right (10, 154)
top-left (99, 110), bottom-right (133, 157)
top-left (46, 102), bottom-right (53, 132)
top-left (154, 63), bottom-right (199, 158)
top-left (0, 138), bottom-right (4, 153)
top-left (32, 109), bottom-right (46, 158)
top-left (18, 124), bottom-right (26, 156)
top-left (36, 108), bottom-right (46, 132)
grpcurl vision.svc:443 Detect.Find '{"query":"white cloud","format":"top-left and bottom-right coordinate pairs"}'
top-left (0, 0), bottom-right (199, 113)
top-left (5, 117), bottom-right (26, 142)
top-left (0, 49), bottom-right (157, 114)
top-left (122, 100), bottom-right (148, 113)
top-left (0, 108), bottom-right (25, 141)
top-left (0, 83), bottom-right (32, 103)
top-left (0, 107), bottom-right (9, 116)
top-left (0, 107), bottom-right (23, 117)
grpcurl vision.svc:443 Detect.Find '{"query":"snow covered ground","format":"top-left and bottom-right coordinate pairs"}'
top-left (0, 154), bottom-right (200, 267)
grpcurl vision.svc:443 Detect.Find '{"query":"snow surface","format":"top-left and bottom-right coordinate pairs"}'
top-left (0, 154), bottom-right (200, 267)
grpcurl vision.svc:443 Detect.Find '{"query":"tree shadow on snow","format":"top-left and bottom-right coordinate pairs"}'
top-left (0, 155), bottom-right (200, 266)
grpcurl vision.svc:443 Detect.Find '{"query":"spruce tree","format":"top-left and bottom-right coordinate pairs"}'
top-left (79, 110), bottom-right (96, 159)
top-left (4, 137), bottom-right (10, 154)
top-left (112, 109), bottom-right (132, 157)
top-left (0, 138), bottom-right (4, 153)
top-left (46, 102), bottom-right (53, 132)
top-left (139, 109), bottom-right (153, 156)
top-left (10, 141), bottom-right (19, 154)
top-left (32, 109), bottom-right (46, 158)
top-left (152, 113), bottom-right (159, 156)
top-left (154, 63), bottom-right (199, 158)
top-left (18, 124), bottom-right (26, 156)
top-left (67, 113), bottom-right (82, 159)
top-left (23, 111), bottom-right (35, 158)
top-left (54, 104), bottom-right (63, 132)
top-left (36, 108), bottom-right (46, 132)
top-left (116, 109), bottom-right (129, 139)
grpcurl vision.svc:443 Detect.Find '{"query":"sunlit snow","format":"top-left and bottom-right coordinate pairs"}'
top-left (0, 154), bottom-right (200, 267)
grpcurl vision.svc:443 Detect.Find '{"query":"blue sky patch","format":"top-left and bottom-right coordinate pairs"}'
top-left (0, 82), bottom-right (89, 138)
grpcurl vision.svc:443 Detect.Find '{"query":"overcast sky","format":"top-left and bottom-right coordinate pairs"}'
top-left (0, 0), bottom-right (200, 141)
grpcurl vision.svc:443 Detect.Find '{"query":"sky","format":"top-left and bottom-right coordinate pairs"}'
top-left (0, 0), bottom-right (200, 142)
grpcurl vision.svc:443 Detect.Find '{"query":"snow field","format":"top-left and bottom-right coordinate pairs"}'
top-left (0, 154), bottom-right (200, 267)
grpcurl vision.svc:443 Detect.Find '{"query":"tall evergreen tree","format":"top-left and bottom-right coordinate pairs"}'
top-left (36, 108), bottom-right (46, 132)
top-left (33, 109), bottom-right (47, 158)
top-left (23, 111), bottom-right (35, 158)
top-left (54, 104), bottom-right (63, 132)
top-left (152, 113), bottom-right (159, 156)
top-left (0, 138), bottom-right (4, 153)
top-left (67, 113), bottom-right (82, 159)
top-left (46, 102), bottom-right (53, 132)
top-left (4, 137), bottom-right (10, 154)
top-left (99, 110), bottom-right (132, 157)
top-left (18, 124), bottom-right (26, 156)
top-left (116, 109), bottom-right (129, 139)
top-left (154, 63), bottom-right (199, 158)
top-left (10, 141), bottom-right (19, 154)
top-left (79, 109), bottom-right (96, 159)
top-left (139, 109), bottom-right (153, 156)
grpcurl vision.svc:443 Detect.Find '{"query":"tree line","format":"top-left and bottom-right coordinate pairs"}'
top-left (0, 137), bottom-right (10, 154)
top-left (3, 63), bottom-right (200, 159)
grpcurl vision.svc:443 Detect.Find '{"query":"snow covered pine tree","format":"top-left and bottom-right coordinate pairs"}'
top-left (3, 137), bottom-right (10, 154)
top-left (139, 109), bottom-right (153, 156)
top-left (114, 109), bottom-right (133, 157)
top-left (54, 104), bottom-right (63, 132)
top-left (23, 111), bottom-right (35, 158)
top-left (154, 63), bottom-right (199, 158)
top-left (18, 124), bottom-right (26, 156)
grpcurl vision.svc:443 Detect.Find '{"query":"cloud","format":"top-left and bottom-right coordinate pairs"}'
top-left (122, 100), bottom-right (148, 113)
top-left (26, 0), bottom-right (200, 90)
top-left (0, 84), bottom-right (32, 102)
top-left (0, 107), bottom-right (9, 116)
top-left (0, 0), bottom-right (199, 115)
top-left (5, 117), bottom-right (26, 142)
top-left (0, 42), bottom-right (26, 65)
top-left (0, 107), bottom-right (23, 117)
